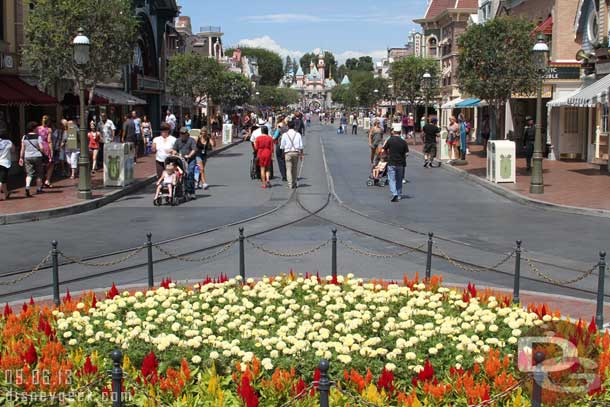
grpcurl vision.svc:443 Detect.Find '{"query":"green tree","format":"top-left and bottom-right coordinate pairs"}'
top-left (331, 84), bottom-right (357, 108)
top-left (300, 51), bottom-right (337, 78)
top-left (292, 57), bottom-right (300, 73)
top-left (457, 17), bottom-right (538, 138)
top-left (215, 72), bottom-right (252, 109)
top-left (284, 56), bottom-right (293, 74)
top-left (254, 86), bottom-right (300, 107)
top-left (331, 72), bottom-right (388, 109)
top-left (226, 47), bottom-right (283, 86)
top-left (22, 0), bottom-right (138, 101)
top-left (166, 54), bottom-right (223, 114)
top-left (356, 56), bottom-right (374, 72)
top-left (390, 56), bottom-right (439, 112)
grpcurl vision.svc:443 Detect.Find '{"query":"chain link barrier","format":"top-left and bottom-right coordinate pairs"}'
top-left (523, 253), bottom-right (600, 286)
top-left (434, 245), bottom-right (516, 274)
top-left (0, 252), bottom-right (51, 286)
top-left (247, 239), bottom-right (331, 258)
top-left (468, 377), bottom-right (526, 407)
top-left (154, 241), bottom-right (236, 263)
top-left (278, 383), bottom-right (316, 407)
top-left (59, 245), bottom-right (146, 268)
top-left (339, 240), bottom-right (426, 259)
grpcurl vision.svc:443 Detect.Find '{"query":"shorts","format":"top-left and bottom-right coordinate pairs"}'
top-left (196, 156), bottom-right (207, 165)
top-left (424, 143), bottom-right (437, 156)
top-left (406, 126), bottom-right (414, 133)
top-left (25, 157), bottom-right (43, 177)
top-left (0, 166), bottom-right (8, 183)
top-left (66, 150), bottom-right (80, 169)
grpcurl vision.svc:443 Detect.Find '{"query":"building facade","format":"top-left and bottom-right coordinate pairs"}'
top-left (289, 52), bottom-right (337, 110)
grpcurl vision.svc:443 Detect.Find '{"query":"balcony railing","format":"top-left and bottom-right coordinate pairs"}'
top-left (199, 26), bottom-right (221, 33)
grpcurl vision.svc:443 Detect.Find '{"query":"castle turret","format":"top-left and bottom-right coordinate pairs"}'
top-left (317, 52), bottom-right (325, 80)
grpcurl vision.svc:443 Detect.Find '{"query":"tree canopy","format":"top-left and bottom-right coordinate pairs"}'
top-left (331, 71), bottom-right (388, 108)
top-left (254, 86), bottom-right (300, 107)
top-left (216, 72), bottom-right (253, 108)
top-left (22, 0), bottom-right (138, 96)
top-left (344, 56), bottom-right (375, 72)
top-left (226, 47), bottom-right (284, 86)
top-left (166, 54), bottom-right (224, 106)
top-left (390, 56), bottom-right (439, 107)
top-left (299, 51), bottom-right (337, 79)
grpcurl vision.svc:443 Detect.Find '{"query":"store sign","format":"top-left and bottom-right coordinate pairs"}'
top-left (512, 85), bottom-right (553, 99)
top-left (544, 66), bottom-right (580, 81)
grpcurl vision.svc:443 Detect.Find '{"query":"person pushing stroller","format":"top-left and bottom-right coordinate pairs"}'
top-left (171, 127), bottom-right (197, 198)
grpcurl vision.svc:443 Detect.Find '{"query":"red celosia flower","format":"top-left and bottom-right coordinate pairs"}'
top-left (412, 359), bottom-right (435, 386)
top-left (63, 289), bottom-right (72, 303)
top-left (22, 303), bottom-right (28, 313)
top-left (377, 368), bottom-right (395, 395)
top-left (4, 303), bottom-right (12, 317)
top-left (29, 296), bottom-right (35, 305)
top-left (160, 278), bottom-right (172, 289)
top-left (141, 351), bottom-right (159, 384)
top-left (588, 316), bottom-right (597, 335)
top-left (23, 343), bottom-right (37, 366)
top-left (292, 378), bottom-right (306, 397)
top-left (237, 374), bottom-right (259, 407)
top-left (106, 283), bottom-right (119, 299)
top-left (90, 295), bottom-right (97, 309)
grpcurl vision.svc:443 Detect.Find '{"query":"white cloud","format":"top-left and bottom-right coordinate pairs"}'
top-left (236, 36), bottom-right (305, 58)
top-left (336, 49), bottom-right (388, 63)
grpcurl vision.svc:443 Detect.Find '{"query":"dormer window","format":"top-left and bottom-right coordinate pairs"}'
top-left (587, 7), bottom-right (599, 45)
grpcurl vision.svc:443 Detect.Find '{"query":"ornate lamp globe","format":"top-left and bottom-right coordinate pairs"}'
top-left (72, 28), bottom-right (90, 66)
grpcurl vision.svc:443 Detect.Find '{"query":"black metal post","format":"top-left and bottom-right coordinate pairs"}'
top-left (531, 351), bottom-right (545, 407)
top-left (239, 228), bottom-right (245, 280)
top-left (146, 233), bottom-right (154, 289)
top-left (318, 359), bottom-right (330, 407)
top-left (111, 350), bottom-right (123, 407)
top-left (425, 233), bottom-right (434, 280)
top-left (331, 229), bottom-right (337, 279)
top-left (51, 241), bottom-right (60, 307)
top-left (596, 251), bottom-right (606, 329)
top-left (513, 240), bottom-right (522, 305)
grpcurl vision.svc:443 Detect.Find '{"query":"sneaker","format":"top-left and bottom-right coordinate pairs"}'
top-left (202, 183), bottom-right (209, 190)
top-left (25, 188), bottom-right (31, 197)
top-left (402, 179), bottom-right (406, 184)
top-left (391, 195), bottom-right (399, 202)
top-left (423, 161), bottom-right (429, 168)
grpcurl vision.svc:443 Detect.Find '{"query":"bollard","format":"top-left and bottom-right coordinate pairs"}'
top-left (425, 233), bottom-right (434, 280)
top-left (111, 349), bottom-right (123, 407)
top-left (318, 359), bottom-right (331, 407)
top-left (596, 252), bottom-right (606, 330)
top-left (331, 229), bottom-right (337, 279)
top-left (146, 233), bottom-right (154, 289)
top-left (239, 228), bottom-right (245, 280)
top-left (531, 351), bottom-right (545, 407)
top-left (51, 241), bottom-right (60, 307)
top-left (513, 240), bottom-right (522, 305)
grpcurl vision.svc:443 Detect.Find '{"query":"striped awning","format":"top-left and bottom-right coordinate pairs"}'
top-left (547, 87), bottom-right (584, 108)
top-left (567, 75), bottom-right (610, 107)
top-left (456, 98), bottom-right (481, 108)
top-left (441, 98), bottom-right (464, 109)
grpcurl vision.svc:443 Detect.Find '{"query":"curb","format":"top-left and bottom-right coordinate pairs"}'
top-left (410, 149), bottom-right (610, 218)
top-left (0, 140), bottom-right (244, 225)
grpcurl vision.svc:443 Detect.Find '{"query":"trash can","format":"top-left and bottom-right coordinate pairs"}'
top-left (104, 142), bottom-right (135, 187)
top-left (222, 124), bottom-right (233, 145)
top-left (487, 140), bottom-right (516, 183)
top-left (437, 130), bottom-right (451, 161)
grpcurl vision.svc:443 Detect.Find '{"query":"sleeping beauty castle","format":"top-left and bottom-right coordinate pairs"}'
top-left (281, 51), bottom-right (349, 110)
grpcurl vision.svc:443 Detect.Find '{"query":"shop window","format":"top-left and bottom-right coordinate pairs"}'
top-left (563, 108), bottom-right (579, 133)
top-left (602, 105), bottom-right (609, 133)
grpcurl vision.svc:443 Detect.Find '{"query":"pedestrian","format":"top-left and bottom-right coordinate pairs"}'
top-left (340, 114), bottom-right (347, 134)
top-left (294, 112), bottom-right (306, 137)
top-left (65, 120), bottom-right (80, 179)
top-left (132, 111), bottom-right (143, 158)
top-left (172, 127), bottom-right (197, 197)
top-left (152, 122), bottom-right (177, 178)
top-left (273, 116), bottom-right (287, 182)
top-left (165, 110), bottom-right (177, 136)
top-left (184, 113), bottom-right (192, 131)
top-left (195, 128), bottom-right (215, 190)
top-left (280, 120), bottom-right (304, 189)
top-left (481, 114), bottom-right (490, 153)
top-left (447, 116), bottom-right (459, 161)
top-left (523, 116), bottom-right (535, 171)
top-left (423, 117), bottom-right (441, 168)
top-left (52, 119), bottom-right (68, 177)
top-left (38, 115), bottom-right (54, 188)
top-left (141, 115), bottom-right (152, 155)
top-left (368, 120), bottom-right (384, 164)
top-left (351, 114), bottom-right (358, 135)
top-left (458, 113), bottom-right (468, 160)
top-left (19, 121), bottom-right (45, 197)
top-left (0, 131), bottom-right (14, 200)
top-left (254, 126), bottom-right (274, 189)
top-left (383, 125), bottom-right (409, 202)
top-left (88, 121), bottom-right (101, 175)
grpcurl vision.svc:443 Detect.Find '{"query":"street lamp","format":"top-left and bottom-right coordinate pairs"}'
top-left (530, 33), bottom-right (549, 194)
top-left (388, 84), bottom-right (394, 118)
top-left (72, 28), bottom-right (92, 200)
top-left (422, 71), bottom-right (432, 125)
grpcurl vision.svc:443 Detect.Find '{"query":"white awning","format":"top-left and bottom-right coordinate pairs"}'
top-left (441, 98), bottom-right (464, 109)
top-left (547, 87), bottom-right (585, 108)
top-left (566, 75), bottom-right (610, 107)
top-left (93, 87), bottom-right (146, 106)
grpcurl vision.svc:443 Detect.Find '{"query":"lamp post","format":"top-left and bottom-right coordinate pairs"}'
top-left (422, 72), bottom-right (432, 125)
top-left (530, 33), bottom-right (549, 194)
top-left (388, 83), bottom-right (394, 119)
top-left (73, 28), bottom-right (92, 200)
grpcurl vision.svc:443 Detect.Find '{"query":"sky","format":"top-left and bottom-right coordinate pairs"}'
top-left (178, 0), bottom-right (429, 63)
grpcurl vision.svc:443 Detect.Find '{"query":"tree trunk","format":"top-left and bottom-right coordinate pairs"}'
top-left (490, 101), bottom-right (499, 140)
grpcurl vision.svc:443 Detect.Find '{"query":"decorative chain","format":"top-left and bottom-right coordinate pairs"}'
top-left (469, 377), bottom-right (527, 407)
top-left (59, 246), bottom-right (145, 268)
top-left (333, 386), bottom-right (384, 407)
top-left (523, 254), bottom-right (599, 286)
top-left (339, 240), bottom-right (426, 259)
top-left (154, 241), bottom-right (236, 263)
top-left (435, 245), bottom-right (515, 273)
top-left (279, 383), bottom-right (315, 407)
top-left (247, 239), bottom-right (330, 258)
top-left (0, 252), bottom-right (51, 286)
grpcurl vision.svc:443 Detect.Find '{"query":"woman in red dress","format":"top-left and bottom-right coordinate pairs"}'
top-left (254, 126), bottom-right (274, 188)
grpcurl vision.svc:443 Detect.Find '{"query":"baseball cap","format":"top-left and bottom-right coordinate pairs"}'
top-left (392, 123), bottom-right (402, 133)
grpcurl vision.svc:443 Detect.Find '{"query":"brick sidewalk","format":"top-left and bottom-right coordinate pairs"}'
top-left (0, 135), bottom-right (228, 216)
top-left (412, 141), bottom-right (610, 211)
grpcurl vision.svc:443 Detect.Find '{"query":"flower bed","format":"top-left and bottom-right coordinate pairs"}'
top-left (1, 273), bottom-right (609, 406)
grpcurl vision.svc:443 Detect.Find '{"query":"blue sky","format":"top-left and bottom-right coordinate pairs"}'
top-left (178, 0), bottom-right (429, 62)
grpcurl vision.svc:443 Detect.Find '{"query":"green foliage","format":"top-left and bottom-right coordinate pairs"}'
top-left (226, 47), bottom-right (283, 86)
top-left (332, 72), bottom-right (389, 108)
top-left (344, 56), bottom-right (375, 72)
top-left (390, 56), bottom-right (439, 105)
top-left (299, 51), bottom-right (337, 78)
top-left (457, 17), bottom-right (538, 107)
top-left (284, 55), bottom-right (293, 74)
top-left (22, 0), bottom-right (138, 93)
top-left (254, 86), bottom-right (299, 107)
top-left (216, 72), bottom-right (252, 108)
top-left (166, 54), bottom-right (224, 105)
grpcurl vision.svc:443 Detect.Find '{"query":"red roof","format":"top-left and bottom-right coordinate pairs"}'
top-left (534, 16), bottom-right (553, 35)
top-left (424, 0), bottom-right (478, 19)
top-left (0, 76), bottom-right (57, 105)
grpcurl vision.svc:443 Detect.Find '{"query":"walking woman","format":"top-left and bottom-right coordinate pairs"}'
top-left (141, 115), bottom-right (152, 155)
top-left (368, 119), bottom-right (384, 164)
top-left (88, 121), bottom-right (101, 174)
top-left (273, 116), bottom-right (287, 182)
top-left (184, 113), bottom-right (192, 131)
top-left (447, 116), bottom-right (460, 160)
top-left (38, 115), bottom-right (54, 188)
top-left (254, 126), bottom-right (274, 189)
top-left (19, 121), bottom-right (44, 196)
top-left (0, 131), bottom-right (14, 200)
top-left (195, 128), bottom-right (216, 190)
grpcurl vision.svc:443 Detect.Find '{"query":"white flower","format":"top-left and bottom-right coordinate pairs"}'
top-left (337, 354), bottom-right (352, 364)
top-left (385, 363), bottom-right (396, 372)
top-left (191, 355), bottom-right (202, 364)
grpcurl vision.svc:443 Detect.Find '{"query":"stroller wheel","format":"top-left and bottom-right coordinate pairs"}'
top-left (366, 179), bottom-right (374, 187)
top-left (153, 197), bottom-right (161, 206)
top-left (171, 197), bottom-right (179, 206)
top-left (378, 180), bottom-right (386, 187)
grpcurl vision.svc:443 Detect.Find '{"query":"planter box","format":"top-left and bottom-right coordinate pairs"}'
top-left (595, 48), bottom-right (610, 58)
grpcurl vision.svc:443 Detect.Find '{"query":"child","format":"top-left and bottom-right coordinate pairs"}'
top-left (155, 162), bottom-right (176, 201)
top-left (372, 151), bottom-right (388, 179)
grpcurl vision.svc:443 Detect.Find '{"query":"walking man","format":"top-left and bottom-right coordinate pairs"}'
top-left (165, 110), bottom-right (177, 136)
top-left (172, 127), bottom-right (197, 198)
top-left (523, 116), bottom-right (535, 171)
top-left (351, 114), bottom-right (358, 135)
top-left (423, 117), bottom-right (440, 168)
top-left (280, 120), bottom-right (303, 189)
top-left (383, 125), bottom-right (409, 202)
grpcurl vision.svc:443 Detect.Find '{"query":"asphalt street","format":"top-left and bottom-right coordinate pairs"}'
top-left (1, 122), bottom-right (609, 305)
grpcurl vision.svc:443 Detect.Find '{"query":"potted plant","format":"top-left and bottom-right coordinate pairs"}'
top-left (594, 36), bottom-right (609, 58)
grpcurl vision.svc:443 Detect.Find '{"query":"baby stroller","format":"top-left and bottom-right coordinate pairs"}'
top-left (366, 163), bottom-right (388, 187)
top-left (154, 155), bottom-right (191, 206)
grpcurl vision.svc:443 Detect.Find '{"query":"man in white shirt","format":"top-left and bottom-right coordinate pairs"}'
top-left (152, 122), bottom-right (177, 177)
top-left (280, 120), bottom-right (303, 189)
top-left (165, 110), bottom-right (177, 135)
